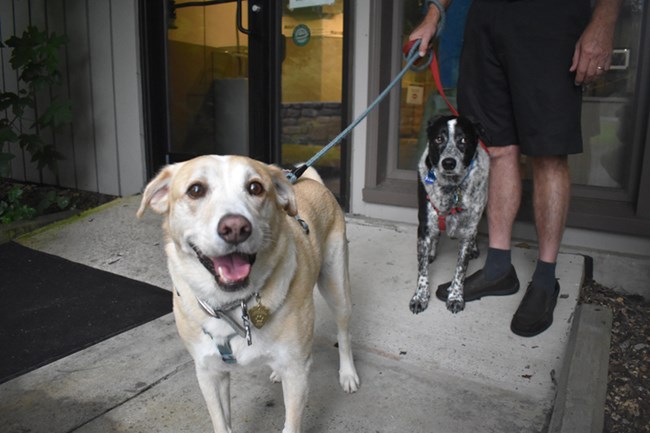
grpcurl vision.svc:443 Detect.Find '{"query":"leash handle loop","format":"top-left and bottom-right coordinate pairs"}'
top-left (403, 39), bottom-right (433, 72)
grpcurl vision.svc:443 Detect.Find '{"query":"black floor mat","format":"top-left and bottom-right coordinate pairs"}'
top-left (0, 242), bottom-right (172, 384)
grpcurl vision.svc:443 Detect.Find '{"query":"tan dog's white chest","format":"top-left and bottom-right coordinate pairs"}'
top-left (191, 316), bottom-right (271, 369)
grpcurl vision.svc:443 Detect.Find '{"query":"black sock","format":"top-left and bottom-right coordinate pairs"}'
top-left (532, 260), bottom-right (556, 292)
top-left (483, 247), bottom-right (511, 280)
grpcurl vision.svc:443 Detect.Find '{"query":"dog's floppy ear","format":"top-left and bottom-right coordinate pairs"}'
top-left (136, 164), bottom-right (180, 218)
top-left (427, 115), bottom-right (446, 131)
top-left (269, 165), bottom-right (298, 217)
top-left (465, 116), bottom-right (489, 145)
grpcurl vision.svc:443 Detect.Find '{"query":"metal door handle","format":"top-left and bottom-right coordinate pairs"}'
top-left (610, 49), bottom-right (630, 71)
top-left (237, 0), bottom-right (261, 35)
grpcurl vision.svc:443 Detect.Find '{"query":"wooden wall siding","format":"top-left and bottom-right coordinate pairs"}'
top-left (0, 0), bottom-right (146, 196)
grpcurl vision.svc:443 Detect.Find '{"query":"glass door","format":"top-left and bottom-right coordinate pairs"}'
top-left (142, 0), bottom-right (348, 202)
top-left (162, 0), bottom-right (282, 165)
top-left (280, 0), bottom-right (347, 200)
top-left (568, 0), bottom-right (645, 196)
top-left (167, 0), bottom-right (251, 161)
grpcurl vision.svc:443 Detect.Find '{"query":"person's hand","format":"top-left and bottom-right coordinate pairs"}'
top-left (570, 14), bottom-right (618, 85)
top-left (409, 4), bottom-right (444, 57)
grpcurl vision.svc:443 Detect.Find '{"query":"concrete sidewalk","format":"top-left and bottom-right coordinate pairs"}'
top-left (0, 195), bottom-right (598, 433)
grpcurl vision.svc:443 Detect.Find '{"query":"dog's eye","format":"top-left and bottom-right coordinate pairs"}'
top-left (247, 181), bottom-right (264, 196)
top-left (435, 135), bottom-right (445, 144)
top-left (459, 137), bottom-right (467, 144)
top-left (187, 183), bottom-right (207, 199)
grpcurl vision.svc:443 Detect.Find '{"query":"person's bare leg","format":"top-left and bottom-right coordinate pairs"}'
top-left (487, 145), bottom-right (521, 249)
top-left (531, 155), bottom-right (570, 264)
top-left (482, 145), bottom-right (521, 280)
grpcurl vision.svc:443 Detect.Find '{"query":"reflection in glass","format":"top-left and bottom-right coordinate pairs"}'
top-left (281, 0), bottom-right (345, 198)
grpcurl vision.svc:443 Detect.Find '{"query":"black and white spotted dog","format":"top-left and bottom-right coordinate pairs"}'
top-left (409, 115), bottom-right (489, 314)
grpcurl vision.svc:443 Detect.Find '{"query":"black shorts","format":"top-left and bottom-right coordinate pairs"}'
top-left (457, 0), bottom-right (590, 156)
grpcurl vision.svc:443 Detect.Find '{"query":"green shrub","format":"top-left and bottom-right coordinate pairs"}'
top-left (0, 26), bottom-right (71, 176)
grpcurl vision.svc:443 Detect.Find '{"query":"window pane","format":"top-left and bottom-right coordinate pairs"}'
top-left (567, 0), bottom-right (644, 189)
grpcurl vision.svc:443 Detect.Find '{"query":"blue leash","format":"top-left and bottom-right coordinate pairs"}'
top-left (286, 39), bottom-right (435, 184)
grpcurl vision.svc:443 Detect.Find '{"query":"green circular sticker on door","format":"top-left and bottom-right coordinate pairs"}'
top-left (292, 24), bottom-right (311, 47)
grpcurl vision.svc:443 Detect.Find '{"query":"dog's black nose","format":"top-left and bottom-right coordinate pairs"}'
top-left (218, 214), bottom-right (252, 244)
top-left (441, 158), bottom-right (457, 171)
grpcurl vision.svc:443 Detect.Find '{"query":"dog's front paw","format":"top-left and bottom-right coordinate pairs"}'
top-left (269, 370), bottom-right (282, 383)
top-left (446, 297), bottom-right (465, 314)
top-left (410, 293), bottom-right (430, 314)
top-left (339, 369), bottom-right (360, 393)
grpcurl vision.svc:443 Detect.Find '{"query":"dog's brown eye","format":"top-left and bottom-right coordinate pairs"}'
top-left (247, 181), bottom-right (264, 196)
top-left (187, 183), bottom-right (207, 199)
top-left (435, 135), bottom-right (445, 144)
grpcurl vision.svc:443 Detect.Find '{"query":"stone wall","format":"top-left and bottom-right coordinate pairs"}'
top-left (281, 102), bottom-right (342, 145)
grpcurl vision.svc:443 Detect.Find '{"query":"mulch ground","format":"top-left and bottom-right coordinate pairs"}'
top-left (579, 280), bottom-right (650, 433)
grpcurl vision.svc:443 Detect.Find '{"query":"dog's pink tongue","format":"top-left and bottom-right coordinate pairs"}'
top-left (212, 254), bottom-right (251, 282)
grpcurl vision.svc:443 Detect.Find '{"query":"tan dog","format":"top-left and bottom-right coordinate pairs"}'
top-left (137, 155), bottom-right (359, 433)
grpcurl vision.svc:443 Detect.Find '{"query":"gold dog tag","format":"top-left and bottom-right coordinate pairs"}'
top-left (248, 297), bottom-right (270, 329)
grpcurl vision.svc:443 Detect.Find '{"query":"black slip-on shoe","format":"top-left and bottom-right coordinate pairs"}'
top-left (435, 265), bottom-right (520, 302)
top-left (510, 281), bottom-right (560, 337)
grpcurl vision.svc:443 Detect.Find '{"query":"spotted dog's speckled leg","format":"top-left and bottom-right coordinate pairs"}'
top-left (467, 236), bottom-right (480, 260)
top-left (410, 184), bottom-right (439, 314)
top-left (446, 237), bottom-right (474, 313)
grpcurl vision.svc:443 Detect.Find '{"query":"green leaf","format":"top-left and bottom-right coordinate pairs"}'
top-left (56, 195), bottom-right (70, 210)
top-left (7, 185), bottom-right (24, 202)
top-left (19, 133), bottom-right (43, 152)
top-left (0, 153), bottom-right (15, 177)
top-left (2, 25), bottom-right (70, 176)
top-left (0, 127), bottom-right (19, 144)
top-left (38, 100), bottom-right (72, 129)
top-left (0, 151), bottom-right (16, 162)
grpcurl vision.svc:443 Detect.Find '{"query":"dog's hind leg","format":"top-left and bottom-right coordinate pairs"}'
top-left (317, 231), bottom-right (360, 393)
top-left (446, 238), bottom-right (475, 313)
top-left (195, 367), bottom-right (232, 432)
